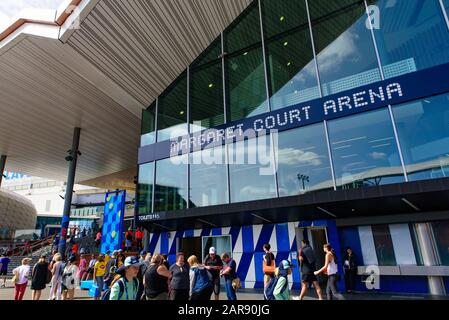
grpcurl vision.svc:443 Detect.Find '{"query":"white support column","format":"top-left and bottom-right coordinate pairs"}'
top-left (415, 223), bottom-right (446, 296)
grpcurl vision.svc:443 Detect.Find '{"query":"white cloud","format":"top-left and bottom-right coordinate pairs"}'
top-left (370, 152), bottom-right (387, 160)
top-left (278, 148), bottom-right (322, 166)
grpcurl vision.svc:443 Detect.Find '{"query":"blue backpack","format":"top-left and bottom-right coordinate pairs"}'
top-left (264, 275), bottom-right (288, 300)
top-left (102, 277), bottom-right (138, 300)
top-left (192, 267), bottom-right (212, 293)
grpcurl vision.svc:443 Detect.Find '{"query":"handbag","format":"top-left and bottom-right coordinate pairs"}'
top-left (232, 277), bottom-right (241, 290)
top-left (263, 260), bottom-right (275, 274)
top-left (89, 284), bottom-right (100, 297)
top-left (11, 271), bottom-right (18, 284)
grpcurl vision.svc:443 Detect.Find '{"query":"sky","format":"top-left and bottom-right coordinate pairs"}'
top-left (0, 0), bottom-right (65, 18)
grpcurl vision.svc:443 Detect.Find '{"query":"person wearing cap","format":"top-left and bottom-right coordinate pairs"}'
top-left (139, 250), bottom-right (147, 264)
top-left (93, 254), bottom-right (107, 300)
top-left (273, 260), bottom-right (292, 300)
top-left (62, 254), bottom-right (79, 300)
top-left (12, 257), bottom-right (32, 300)
top-left (204, 247), bottom-right (223, 300)
top-left (31, 255), bottom-right (49, 300)
top-left (109, 256), bottom-right (141, 300)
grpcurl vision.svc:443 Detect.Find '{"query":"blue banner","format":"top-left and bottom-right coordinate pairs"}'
top-left (139, 62), bottom-right (449, 164)
top-left (100, 190), bottom-right (126, 254)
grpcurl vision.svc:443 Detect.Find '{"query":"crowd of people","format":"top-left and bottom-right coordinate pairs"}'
top-left (1, 236), bottom-right (358, 301)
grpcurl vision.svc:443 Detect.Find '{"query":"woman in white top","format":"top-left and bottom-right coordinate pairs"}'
top-left (49, 253), bottom-right (63, 300)
top-left (62, 254), bottom-right (80, 300)
top-left (314, 244), bottom-right (344, 300)
top-left (13, 258), bottom-right (32, 300)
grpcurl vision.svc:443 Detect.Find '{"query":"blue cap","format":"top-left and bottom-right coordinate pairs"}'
top-left (280, 260), bottom-right (291, 270)
top-left (140, 250), bottom-right (147, 256)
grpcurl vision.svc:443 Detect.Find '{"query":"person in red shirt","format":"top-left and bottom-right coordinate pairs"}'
top-left (125, 228), bottom-right (133, 252)
top-left (72, 243), bottom-right (78, 254)
top-left (135, 228), bottom-right (144, 252)
top-left (95, 231), bottom-right (102, 248)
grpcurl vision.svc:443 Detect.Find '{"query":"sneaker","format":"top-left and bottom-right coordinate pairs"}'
top-left (291, 296), bottom-right (301, 300)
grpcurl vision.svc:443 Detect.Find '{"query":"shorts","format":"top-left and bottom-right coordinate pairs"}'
top-left (212, 277), bottom-right (220, 295)
top-left (0, 270), bottom-right (7, 276)
top-left (301, 273), bottom-right (318, 284)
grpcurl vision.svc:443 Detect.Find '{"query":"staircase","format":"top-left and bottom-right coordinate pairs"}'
top-left (5, 256), bottom-right (40, 277)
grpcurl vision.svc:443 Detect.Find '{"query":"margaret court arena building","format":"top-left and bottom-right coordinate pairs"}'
top-left (135, 0), bottom-right (449, 296)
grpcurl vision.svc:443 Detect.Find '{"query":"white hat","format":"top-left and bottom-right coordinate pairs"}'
top-left (209, 247), bottom-right (216, 254)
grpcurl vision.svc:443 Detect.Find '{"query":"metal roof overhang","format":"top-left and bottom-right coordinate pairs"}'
top-left (0, 0), bottom-right (251, 189)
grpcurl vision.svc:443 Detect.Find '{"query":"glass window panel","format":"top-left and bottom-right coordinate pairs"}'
top-left (432, 221), bottom-right (449, 266)
top-left (277, 123), bottom-right (334, 196)
top-left (229, 135), bottom-right (277, 203)
top-left (372, 224), bottom-right (397, 266)
top-left (190, 62), bottom-right (224, 133)
top-left (410, 224), bottom-right (425, 266)
top-left (190, 146), bottom-right (229, 208)
top-left (154, 155), bottom-right (188, 212)
top-left (310, 0), bottom-right (381, 96)
top-left (371, 0), bottom-right (449, 78)
top-left (392, 94), bottom-right (449, 181)
top-left (141, 102), bottom-right (156, 146)
top-left (226, 47), bottom-right (268, 122)
top-left (328, 108), bottom-right (405, 189)
top-left (193, 37), bottom-right (222, 68)
top-left (261, 0), bottom-right (309, 39)
top-left (138, 162), bottom-right (154, 215)
top-left (266, 27), bottom-right (320, 110)
top-left (157, 73), bottom-right (188, 142)
top-left (224, 2), bottom-right (262, 54)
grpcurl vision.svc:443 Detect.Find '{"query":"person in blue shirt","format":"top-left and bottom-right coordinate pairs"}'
top-left (0, 253), bottom-right (11, 287)
top-left (220, 253), bottom-right (237, 301)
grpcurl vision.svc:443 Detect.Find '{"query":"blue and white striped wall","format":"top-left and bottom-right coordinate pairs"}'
top-left (146, 220), bottom-right (342, 290)
top-left (147, 222), bottom-right (299, 289)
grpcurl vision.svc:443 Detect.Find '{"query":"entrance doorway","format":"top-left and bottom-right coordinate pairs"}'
top-left (178, 235), bottom-right (232, 263)
top-left (179, 237), bottom-right (202, 261)
top-left (296, 227), bottom-right (329, 269)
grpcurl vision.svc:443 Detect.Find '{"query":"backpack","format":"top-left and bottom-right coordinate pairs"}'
top-left (264, 277), bottom-right (278, 300)
top-left (192, 267), bottom-right (212, 293)
top-left (264, 274), bottom-right (288, 300)
top-left (102, 277), bottom-right (139, 300)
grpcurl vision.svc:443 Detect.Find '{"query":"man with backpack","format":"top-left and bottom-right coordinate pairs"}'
top-left (108, 256), bottom-right (141, 300)
top-left (104, 251), bottom-right (119, 287)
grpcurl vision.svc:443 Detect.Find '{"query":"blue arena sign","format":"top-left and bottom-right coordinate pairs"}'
top-left (139, 62), bottom-right (449, 165)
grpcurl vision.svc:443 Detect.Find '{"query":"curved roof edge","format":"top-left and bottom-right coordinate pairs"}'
top-left (0, 0), bottom-right (98, 53)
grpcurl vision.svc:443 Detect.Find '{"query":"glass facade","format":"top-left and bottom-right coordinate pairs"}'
top-left (371, 0), bottom-right (449, 79)
top-left (138, 162), bottom-right (154, 215)
top-left (190, 39), bottom-right (225, 133)
top-left (310, 0), bottom-right (381, 96)
top-left (228, 135), bottom-right (277, 203)
top-left (157, 73), bottom-right (188, 142)
top-left (328, 108), bottom-right (404, 189)
top-left (393, 94), bottom-right (449, 181)
top-left (277, 123), bottom-right (333, 196)
top-left (154, 155), bottom-right (188, 212)
top-left (141, 102), bottom-right (156, 146)
top-left (190, 146), bottom-right (229, 208)
top-left (137, 0), bottom-right (449, 215)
